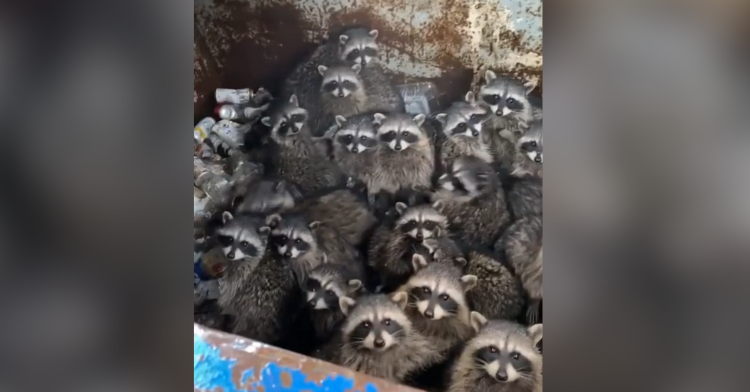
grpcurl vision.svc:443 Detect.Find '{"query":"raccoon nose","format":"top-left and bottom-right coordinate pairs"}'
top-left (495, 109), bottom-right (503, 116)
top-left (495, 369), bottom-right (508, 382)
top-left (415, 233), bottom-right (424, 241)
top-left (394, 144), bottom-right (402, 151)
top-left (423, 310), bottom-right (434, 319)
top-left (472, 130), bottom-right (479, 137)
top-left (351, 147), bottom-right (358, 153)
top-left (374, 338), bottom-right (385, 348)
top-left (226, 251), bottom-right (235, 260)
top-left (338, 91), bottom-right (345, 98)
top-left (308, 300), bottom-right (316, 306)
top-left (284, 252), bottom-right (292, 257)
top-left (534, 156), bottom-right (542, 163)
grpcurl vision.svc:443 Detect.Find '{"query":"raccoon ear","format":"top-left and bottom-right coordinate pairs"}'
top-left (308, 221), bottom-right (321, 230)
top-left (433, 226), bottom-right (443, 238)
top-left (394, 202), bottom-right (408, 216)
top-left (221, 211), bottom-right (234, 224)
top-left (274, 180), bottom-right (286, 192)
top-left (411, 254), bottom-right (429, 272)
top-left (258, 226), bottom-right (271, 235)
top-left (266, 213), bottom-right (282, 228)
top-left (261, 117), bottom-right (272, 127)
top-left (339, 34), bottom-right (350, 45)
top-left (454, 257), bottom-right (468, 268)
top-left (527, 324), bottom-right (543, 346)
top-left (230, 195), bottom-right (244, 209)
top-left (523, 80), bottom-right (537, 95)
top-left (485, 70), bottom-right (497, 83)
top-left (391, 291), bottom-right (408, 310)
top-left (435, 113), bottom-right (447, 125)
top-left (317, 65), bottom-right (328, 77)
top-left (460, 275), bottom-right (478, 292)
top-left (464, 91), bottom-right (476, 104)
top-left (321, 253), bottom-right (330, 263)
top-left (470, 311), bottom-right (489, 333)
top-left (372, 113), bottom-right (387, 125)
top-left (368, 29), bottom-right (379, 39)
top-left (351, 64), bottom-right (362, 74)
top-left (339, 296), bottom-right (356, 316)
top-left (334, 115), bottom-right (347, 127)
top-left (289, 94), bottom-right (299, 106)
top-left (347, 279), bottom-right (363, 293)
top-left (431, 200), bottom-right (444, 210)
top-left (412, 113), bottom-right (426, 127)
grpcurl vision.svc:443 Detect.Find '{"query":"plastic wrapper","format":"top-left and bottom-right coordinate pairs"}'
top-left (397, 82), bottom-right (439, 115)
top-left (228, 149), bottom-right (264, 195)
top-left (194, 157), bottom-right (232, 225)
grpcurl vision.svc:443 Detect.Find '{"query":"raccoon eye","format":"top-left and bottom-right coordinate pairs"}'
top-left (346, 135), bottom-right (353, 141)
top-left (342, 80), bottom-right (353, 88)
top-left (240, 241), bottom-right (249, 247)
top-left (330, 81), bottom-right (338, 87)
top-left (291, 114), bottom-right (305, 122)
top-left (422, 286), bottom-right (431, 294)
top-left (387, 131), bottom-right (396, 137)
top-left (280, 121), bottom-right (287, 128)
top-left (470, 114), bottom-right (480, 121)
top-left (382, 318), bottom-right (391, 326)
top-left (326, 290), bottom-right (335, 297)
top-left (506, 97), bottom-right (517, 105)
top-left (530, 141), bottom-right (537, 147)
top-left (351, 49), bottom-right (360, 56)
top-left (457, 123), bottom-right (467, 129)
top-left (511, 352), bottom-right (520, 360)
top-left (440, 294), bottom-right (449, 301)
top-left (361, 321), bottom-right (371, 329)
top-left (401, 131), bottom-right (409, 137)
top-left (423, 222), bottom-right (435, 230)
top-left (489, 346), bottom-right (499, 354)
top-left (295, 238), bottom-right (302, 244)
top-left (360, 136), bottom-right (367, 141)
top-left (409, 220), bottom-right (417, 225)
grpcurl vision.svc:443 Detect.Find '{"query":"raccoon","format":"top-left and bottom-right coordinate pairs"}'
top-left (432, 156), bottom-right (511, 248)
top-left (301, 63), bottom-right (369, 136)
top-left (212, 212), bottom-right (299, 344)
top-left (411, 236), bottom-right (466, 267)
top-left (304, 262), bottom-right (367, 343)
top-left (398, 259), bottom-right (478, 354)
top-left (435, 92), bottom-right (493, 171)
top-left (232, 178), bottom-right (303, 216)
top-left (330, 113), bottom-right (379, 185)
top-left (368, 203), bottom-right (449, 291)
top-left (315, 293), bottom-right (444, 383)
top-left (511, 121), bottom-right (543, 179)
top-left (449, 316), bottom-right (543, 392)
top-left (261, 95), bottom-right (346, 195)
top-left (477, 71), bottom-right (542, 170)
top-left (463, 249), bottom-right (525, 321)
top-left (497, 215), bottom-right (543, 324)
top-left (368, 113), bottom-right (435, 196)
top-left (267, 212), bottom-right (362, 287)
top-left (506, 176), bottom-right (543, 220)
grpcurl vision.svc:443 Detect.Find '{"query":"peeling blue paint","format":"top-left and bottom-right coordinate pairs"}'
top-left (194, 332), bottom-right (386, 392)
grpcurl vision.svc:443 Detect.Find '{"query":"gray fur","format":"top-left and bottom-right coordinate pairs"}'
top-left (413, 236), bottom-right (466, 267)
top-left (330, 113), bottom-right (379, 184)
top-left (263, 96), bottom-right (345, 194)
top-left (306, 63), bottom-right (370, 136)
top-left (507, 178), bottom-right (542, 219)
top-left (360, 62), bottom-right (405, 113)
top-left (314, 293), bottom-right (443, 383)
top-left (431, 156), bottom-right (510, 247)
top-left (291, 187), bottom-right (377, 247)
top-left (368, 113), bottom-right (435, 195)
top-left (233, 178), bottom-right (303, 216)
top-left (464, 250), bottom-right (525, 321)
top-left (511, 121), bottom-right (543, 179)
top-left (437, 93), bottom-right (494, 169)
top-left (477, 72), bottom-right (542, 171)
top-left (449, 320), bottom-right (543, 392)
top-left (368, 204), bottom-right (449, 289)
top-left (304, 262), bottom-right (367, 343)
top-left (497, 215), bottom-right (542, 306)
top-left (398, 262), bottom-right (477, 354)
top-left (269, 213), bottom-right (363, 287)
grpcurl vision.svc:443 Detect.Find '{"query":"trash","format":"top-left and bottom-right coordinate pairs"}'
top-left (397, 82), bottom-right (439, 115)
top-left (215, 102), bottom-right (270, 123)
top-left (194, 245), bottom-right (226, 306)
top-left (215, 88), bottom-right (252, 104)
top-left (194, 156), bottom-right (232, 223)
top-left (194, 117), bottom-right (216, 143)
top-left (210, 119), bottom-right (246, 150)
top-left (227, 149), bottom-right (264, 195)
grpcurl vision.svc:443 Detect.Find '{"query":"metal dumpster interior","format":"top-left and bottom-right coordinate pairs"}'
top-left (194, 0), bottom-right (542, 389)
top-left (194, 0), bottom-right (542, 122)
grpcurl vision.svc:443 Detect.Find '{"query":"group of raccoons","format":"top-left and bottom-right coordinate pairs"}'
top-left (196, 26), bottom-right (543, 392)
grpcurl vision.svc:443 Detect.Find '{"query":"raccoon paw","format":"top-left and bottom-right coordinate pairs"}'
top-left (526, 300), bottom-right (541, 325)
top-left (346, 177), bottom-right (357, 188)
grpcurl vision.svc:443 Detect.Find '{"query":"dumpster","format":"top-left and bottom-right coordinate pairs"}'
top-left (194, 0), bottom-right (542, 390)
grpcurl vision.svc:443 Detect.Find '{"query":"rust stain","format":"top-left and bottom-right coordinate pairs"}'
top-left (280, 370), bottom-right (292, 387)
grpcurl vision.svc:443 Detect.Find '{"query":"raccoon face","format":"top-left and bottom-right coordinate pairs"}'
top-left (261, 95), bottom-right (308, 144)
top-left (395, 203), bottom-right (447, 242)
top-left (318, 64), bottom-right (363, 99)
top-left (234, 179), bottom-right (302, 215)
top-left (338, 28), bottom-right (379, 66)
top-left (375, 113), bottom-right (427, 151)
top-left (306, 269), bottom-right (362, 311)
top-left (471, 321), bottom-right (543, 384)
top-left (405, 263), bottom-right (476, 320)
top-left (334, 116), bottom-right (378, 154)
top-left (436, 94), bottom-right (488, 138)
top-left (340, 293), bottom-right (411, 352)
top-left (437, 156), bottom-right (495, 197)
top-left (518, 121), bottom-right (543, 164)
top-left (215, 212), bottom-right (270, 261)
top-left (268, 216), bottom-right (317, 260)
top-left (478, 71), bottom-right (534, 121)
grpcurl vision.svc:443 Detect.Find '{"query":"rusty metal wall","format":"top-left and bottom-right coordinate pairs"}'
top-left (195, 323), bottom-right (426, 392)
top-left (193, 0), bottom-right (542, 118)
